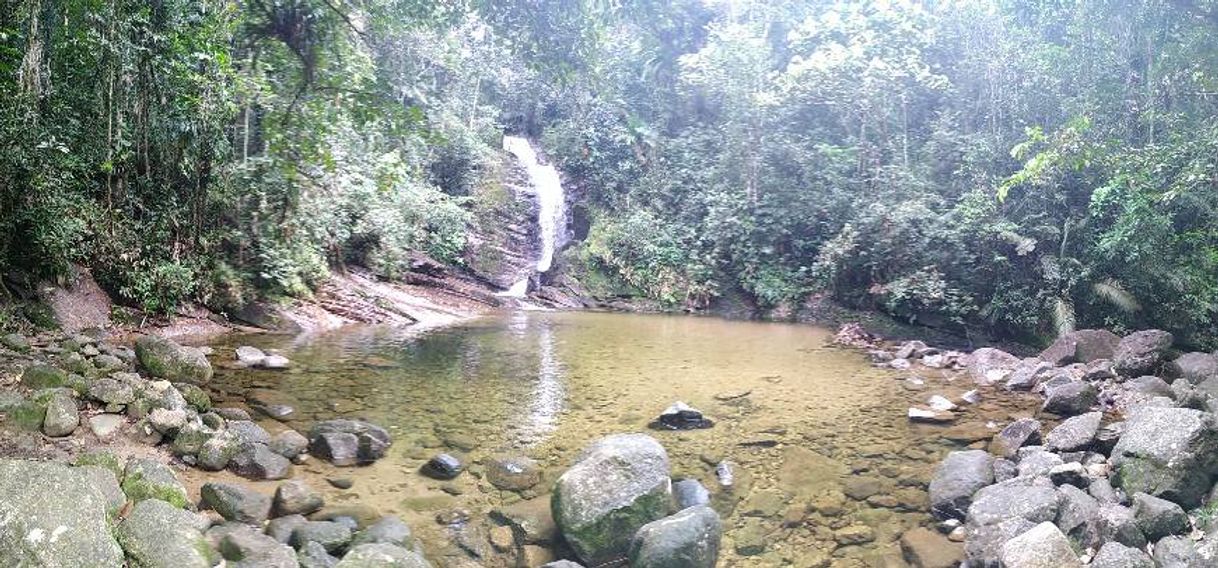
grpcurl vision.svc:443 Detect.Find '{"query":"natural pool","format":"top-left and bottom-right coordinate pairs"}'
top-left (190, 311), bottom-right (1027, 567)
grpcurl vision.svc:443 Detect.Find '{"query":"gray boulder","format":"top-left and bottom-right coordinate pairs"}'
top-left (274, 479), bottom-right (325, 516)
top-left (266, 514), bottom-right (309, 544)
top-left (122, 458), bottom-right (189, 508)
top-left (1131, 492), bottom-right (1188, 541)
top-left (1042, 381), bottom-right (1097, 416)
top-left (1040, 329), bottom-right (1121, 365)
top-left (214, 523), bottom-right (298, 567)
top-left (309, 419), bottom-right (392, 465)
top-left (117, 498), bottom-right (216, 568)
top-left (1044, 412), bottom-right (1101, 452)
top-left (1111, 406), bottom-right (1218, 508)
top-left (0, 459), bottom-right (125, 567)
top-left (1016, 449), bottom-right (1064, 478)
top-left (335, 543), bottom-right (431, 567)
top-left (291, 521), bottom-right (352, 554)
top-left (228, 420), bottom-right (272, 445)
top-left (135, 335), bottom-right (213, 385)
top-left (350, 516), bottom-right (417, 550)
top-left (1113, 330), bottom-right (1173, 378)
top-left (1170, 352), bottom-right (1218, 384)
top-left (201, 482), bottom-right (272, 524)
top-left (1153, 535), bottom-right (1206, 567)
top-left (270, 430), bottom-right (309, 459)
top-left (552, 434), bottom-right (672, 566)
top-left (965, 517), bottom-right (1035, 567)
top-left (999, 521), bottom-right (1081, 567)
top-left (966, 477), bottom-right (1059, 528)
top-left (628, 505), bottom-right (721, 568)
top-left (299, 540), bottom-right (340, 568)
top-left (1005, 360), bottom-right (1055, 391)
top-left (966, 347), bottom-right (1020, 385)
top-left (89, 378), bottom-right (136, 405)
top-left (1089, 542), bottom-right (1154, 568)
top-left (229, 443), bottom-right (293, 480)
top-left (1055, 484), bottom-right (1100, 548)
top-left (673, 479), bottom-right (711, 510)
top-left (928, 450), bottom-right (994, 521)
top-left (989, 418), bottom-right (1041, 458)
top-left (42, 389), bottom-right (78, 437)
top-left (1095, 503), bottom-right (1147, 548)
top-left (198, 432), bottom-right (239, 471)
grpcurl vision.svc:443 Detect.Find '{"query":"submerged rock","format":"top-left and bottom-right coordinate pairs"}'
top-left (650, 401), bottom-right (714, 430)
top-left (899, 527), bottom-right (963, 568)
top-left (486, 455), bottom-right (541, 491)
top-left (628, 505), bottom-right (721, 568)
top-left (673, 479), bottom-right (711, 510)
top-left (420, 453), bottom-right (463, 480)
top-left (309, 419), bottom-right (392, 466)
top-left (552, 434), bottom-right (672, 566)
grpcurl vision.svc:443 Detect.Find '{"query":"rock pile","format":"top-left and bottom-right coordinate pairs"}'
top-left (925, 328), bottom-right (1218, 566)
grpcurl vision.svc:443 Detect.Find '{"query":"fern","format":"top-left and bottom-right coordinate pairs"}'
top-left (1092, 279), bottom-right (1141, 313)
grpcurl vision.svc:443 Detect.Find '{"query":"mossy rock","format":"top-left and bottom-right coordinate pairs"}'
top-left (8, 399), bottom-right (47, 431)
top-left (174, 383), bottom-right (212, 412)
top-left (116, 498), bottom-right (218, 568)
top-left (121, 459), bottom-right (188, 508)
top-left (74, 450), bottom-right (125, 479)
top-left (135, 336), bottom-right (213, 385)
top-left (1, 333), bottom-right (31, 353)
top-left (21, 364), bottom-right (68, 389)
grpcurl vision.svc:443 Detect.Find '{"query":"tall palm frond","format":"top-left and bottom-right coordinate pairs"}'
top-left (1092, 279), bottom-right (1141, 313)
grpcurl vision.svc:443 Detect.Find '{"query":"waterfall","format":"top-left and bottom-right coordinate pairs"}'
top-left (500, 135), bottom-right (566, 296)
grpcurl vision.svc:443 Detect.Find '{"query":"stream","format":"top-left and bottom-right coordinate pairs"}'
top-left (190, 311), bottom-right (1033, 567)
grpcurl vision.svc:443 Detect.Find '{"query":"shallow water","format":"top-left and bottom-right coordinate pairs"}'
top-left (195, 311), bottom-right (1027, 567)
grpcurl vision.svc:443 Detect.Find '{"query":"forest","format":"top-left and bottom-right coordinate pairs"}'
top-left (3, 0), bottom-right (1217, 348)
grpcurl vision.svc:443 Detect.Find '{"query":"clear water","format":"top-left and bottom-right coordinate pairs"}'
top-left (194, 311), bottom-right (1024, 567)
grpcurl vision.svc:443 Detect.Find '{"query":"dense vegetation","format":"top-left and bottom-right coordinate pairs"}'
top-left (2, 0), bottom-right (1217, 347)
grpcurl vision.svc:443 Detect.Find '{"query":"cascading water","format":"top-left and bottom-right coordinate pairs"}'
top-left (499, 135), bottom-right (566, 297)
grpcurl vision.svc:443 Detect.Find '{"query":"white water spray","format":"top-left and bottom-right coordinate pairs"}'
top-left (499, 135), bottom-right (566, 296)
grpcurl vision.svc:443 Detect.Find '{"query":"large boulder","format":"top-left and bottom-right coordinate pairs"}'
top-left (966, 477), bottom-right (1059, 528)
top-left (1112, 330), bottom-right (1173, 378)
top-left (122, 458), bottom-right (189, 508)
top-left (274, 479), bottom-right (325, 516)
top-left (213, 523), bottom-right (299, 567)
top-left (989, 418), bottom-right (1042, 458)
top-left (628, 505), bottom-right (721, 568)
top-left (1042, 381), bottom-right (1097, 416)
top-left (309, 419), bottom-right (392, 466)
top-left (1131, 492), bottom-right (1188, 542)
top-left (1000, 522), bottom-right (1082, 568)
top-left (552, 434), bottom-right (672, 566)
top-left (966, 348), bottom-right (1021, 385)
top-left (229, 443), bottom-right (293, 480)
top-left (0, 459), bottom-right (125, 567)
top-left (1040, 329), bottom-right (1121, 366)
top-left (1044, 412), bottom-right (1101, 452)
top-left (1111, 406), bottom-right (1218, 508)
top-left (335, 543), bottom-right (431, 567)
top-left (135, 335), bottom-right (213, 385)
top-left (201, 482), bottom-right (272, 525)
top-left (928, 450), bottom-right (994, 520)
top-left (1170, 352), bottom-right (1218, 385)
top-left (1090, 542), bottom-right (1154, 568)
top-left (117, 498), bottom-right (217, 568)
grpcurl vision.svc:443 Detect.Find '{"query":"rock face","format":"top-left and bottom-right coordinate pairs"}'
top-left (135, 335), bottom-right (213, 384)
top-left (552, 434), bottom-right (672, 566)
top-left (1000, 522), bottom-right (1081, 568)
top-left (966, 348), bottom-right (1021, 385)
top-left (0, 459), bottom-right (125, 567)
top-left (928, 450), bottom-right (994, 521)
top-left (117, 498), bottom-right (217, 568)
top-left (309, 419), bottom-right (392, 466)
top-left (1040, 329), bottom-right (1121, 365)
top-left (628, 505), bottom-right (721, 568)
top-left (1112, 330), bottom-right (1173, 377)
top-left (1111, 406), bottom-right (1218, 508)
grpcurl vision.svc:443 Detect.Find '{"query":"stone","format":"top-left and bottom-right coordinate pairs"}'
top-left (228, 420), bottom-right (273, 445)
top-left (350, 516), bottom-right (417, 549)
top-left (1153, 535), bottom-right (1206, 567)
top-left (1000, 522), bottom-right (1081, 567)
top-left (491, 497), bottom-right (559, 545)
top-left (843, 477), bottom-right (883, 501)
top-left (214, 523), bottom-right (298, 567)
top-left (89, 413), bottom-right (126, 438)
top-left (1042, 381), bottom-right (1098, 416)
top-left (1040, 329), bottom-right (1121, 365)
top-left (149, 407), bottom-right (188, 434)
top-left (966, 477), bottom-right (1059, 528)
top-left (270, 430), bottom-right (309, 459)
top-left (176, 383), bottom-right (212, 411)
top-left (1090, 542), bottom-right (1154, 568)
top-left (1170, 352), bottom-right (1218, 384)
top-left (1125, 375), bottom-right (1174, 399)
top-left (1056, 484), bottom-right (1100, 547)
top-left (198, 432), bottom-right (239, 471)
top-left (834, 525), bottom-right (876, 545)
top-left (309, 419), bottom-right (392, 465)
top-left (0, 459), bottom-right (125, 567)
top-left (1111, 406), bottom-right (1218, 508)
top-left (89, 378), bottom-right (136, 405)
top-left (966, 347), bottom-right (1021, 385)
top-left (299, 540), bottom-right (340, 568)
top-left (236, 346), bottom-right (268, 366)
top-left (122, 458), bottom-right (188, 508)
top-left (964, 518), bottom-right (1036, 566)
top-left (651, 401), bottom-right (714, 430)
top-left (21, 364), bottom-right (69, 389)
top-left (117, 498), bottom-right (216, 568)
top-left (1045, 412), bottom-right (1102, 452)
top-left (1113, 330), bottom-right (1173, 378)
top-left (1089, 478), bottom-right (1123, 504)
top-left (42, 389), bottom-right (78, 437)
top-left (247, 389), bottom-right (298, 419)
top-left (552, 434), bottom-right (672, 566)
top-left (486, 455), bottom-right (542, 491)
top-left (202, 482), bottom-right (272, 525)
top-left (1006, 359), bottom-right (1055, 391)
top-left (733, 519), bottom-right (767, 556)
top-left (673, 479), bottom-right (711, 510)
top-left (335, 543), bottom-right (430, 567)
top-left (627, 505), bottom-right (720, 568)
top-left (2, 332), bottom-right (30, 352)
top-left (928, 450), bottom-right (994, 521)
top-left (76, 464), bottom-right (126, 514)
top-left (291, 521), bottom-right (353, 554)
top-left (259, 354), bottom-right (291, 369)
top-left (275, 479), bottom-right (325, 516)
top-left (907, 407), bottom-right (956, 423)
top-left (421, 453), bottom-right (463, 480)
top-left (266, 514), bottom-right (309, 543)
top-left (135, 335), bottom-right (213, 384)
top-left (990, 418), bottom-right (1042, 458)
top-left (1131, 492), bottom-right (1188, 541)
top-left (1017, 449), bottom-right (1064, 478)
top-left (1095, 504), bottom-right (1147, 548)
top-left (229, 442), bottom-right (293, 480)
top-left (899, 527), bottom-right (963, 568)
top-left (1048, 462), bottom-right (1088, 487)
